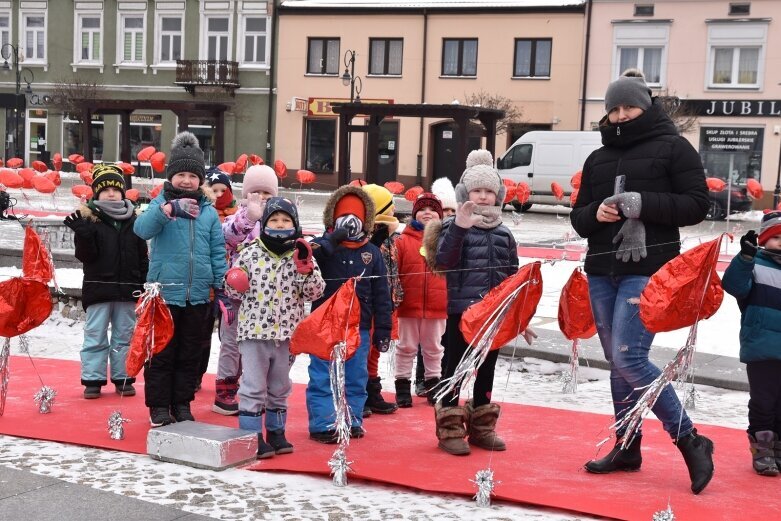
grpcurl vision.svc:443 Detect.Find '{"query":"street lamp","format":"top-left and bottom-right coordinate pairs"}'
top-left (341, 50), bottom-right (362, 102)
top-left (1, 43), bottom-right (34, 160)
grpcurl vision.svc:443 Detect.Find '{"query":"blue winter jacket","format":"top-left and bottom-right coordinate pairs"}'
top-left (435, 218), bottom-right (519, 315)
top-left (722, 251), bottom-right (781, 363)
top-left (133, 193), bottom-right (227, 306)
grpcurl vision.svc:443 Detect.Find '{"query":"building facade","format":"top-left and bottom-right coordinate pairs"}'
top-left (275, 0), bottom-right (587, 189)
top-left (0, 0), bottom-right (273, 170)
top-left (584, 0), bottom-right (781, 212)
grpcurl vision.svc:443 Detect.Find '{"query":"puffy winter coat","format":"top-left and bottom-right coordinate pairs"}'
top-left (395, 224), bottom-right (447, 319)
top-left (722, 252), bottom-right (781, 363)
top-left (570, 99), bottom-right (709, 276)
top-left (74, 204), bottom-right (148, 310)
top-left (133, 192), bottom-right (227, 306)
top-left (222, 205), bottom-right (261, 265)
top-left (426, 217), bottom-right (518, 315)
top-left (224, 238), bottom-right (325, 342)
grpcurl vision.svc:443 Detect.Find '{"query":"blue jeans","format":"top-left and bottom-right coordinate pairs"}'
top-left (588, 275), bottom-right (693, 440)
top-left (306, 329), bottom-right (370, 433)
top-left (80, 301), bottom-right (136, 386)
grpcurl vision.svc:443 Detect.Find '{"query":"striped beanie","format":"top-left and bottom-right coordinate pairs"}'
top-left (759, 211), bottom-right (781, 246)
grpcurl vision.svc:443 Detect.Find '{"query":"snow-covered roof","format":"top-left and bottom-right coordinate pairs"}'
top-left (281, 0), bottom-right (586, 9)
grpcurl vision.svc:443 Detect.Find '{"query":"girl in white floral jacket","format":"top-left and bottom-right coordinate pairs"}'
top-left (224, 197), bottom-right (325, 458)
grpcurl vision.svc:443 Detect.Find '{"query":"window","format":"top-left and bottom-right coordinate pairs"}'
top-left (0, 14), bottom-right (10, 49)
top-left (23, 14), bottom-right (45, 62)
top-left (729, 3), bottom-right (750, 16)
top-left (707, 22), bottom-right (766, 89)
top-left (442, 38), bottom-right (477, 76)
top-left (119, 15), bottom-right (145, 64)
top-left (241, 17), bottom-right (269, 65)
top-left (203, 17), bottom-right (230, 60)
top-left (158, 16), bottom-right (182, 63)
top-left (307, 38), bottom-right (339, 75)
top-left (119, 114), bottom-right (162, 160)
top-left (514, 39), bottom-right (551, 78)
top-left (63, 115), bottom-right (104, 162)
top-left (305, 119), bottom-right (336, 173)
top-left (612, 23), bottom-right (669, 86)
top-left (369, 38), bottom-right (402, 76)
top-left (634, 4), bottom-right (654, 16)
top-left (77, 14), bottom-right (101, 64)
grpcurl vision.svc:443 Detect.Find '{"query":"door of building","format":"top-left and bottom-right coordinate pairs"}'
top-left (376, 121), bottom-right (398, 185)
top-left (26, 109), bottom-right (47, 166)
top-left (431, 121), bottom-right (481, 186)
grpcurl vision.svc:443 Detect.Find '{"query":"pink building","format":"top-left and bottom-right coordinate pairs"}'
top-left (584, 0), bottom-right (781, 215)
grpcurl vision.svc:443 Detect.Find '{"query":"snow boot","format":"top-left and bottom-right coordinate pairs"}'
top-left (675, 428), bottom-right (715, 494)
top-left (414, 378), bottom-right (427, 397)
top-left (239, 411), bottom-right (274, 458)
top-left (424, 377), bottom-right (440, 406)
top-left (114, 382), bottom-right (136, 397)
top-left (83, 386), bottom-right (101, 399)
top-left (149, 407), bottom-right (175, 427)
top-left (213, 376), bottom-right (239, 415)
top-left (395, 378), bottom-right (413, 408)
top-left (172, 402), bottom-right (195, 422)
top-left (749, 431), bottom-right (779, 476)
top-left (584, 436), bottom-right (642, 473)
top-left (465, 400), bottom-right (506, 451)
top-left (366, 377), bottom-right (398, 414)
top-left (434, 402), bottom-right (470, 456)
top-left (265, 409), bottom-right (294, 454)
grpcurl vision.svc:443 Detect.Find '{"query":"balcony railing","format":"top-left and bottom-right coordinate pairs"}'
top-left (175, 60), bottom-right (240, 95)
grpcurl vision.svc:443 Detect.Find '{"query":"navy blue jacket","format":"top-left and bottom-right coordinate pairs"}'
top-left (435, 218), bottom-right (518, 315)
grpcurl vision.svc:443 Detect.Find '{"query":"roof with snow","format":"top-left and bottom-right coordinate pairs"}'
top-left (280, 0), bottom-right (586, 10)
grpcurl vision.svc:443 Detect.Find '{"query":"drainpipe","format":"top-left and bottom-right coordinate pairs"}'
top-left (265, 0), bottom-right (280, 161)
top-left (416, 9), bottom-right (428, 187)
top-left (579, 0), bottom-right (593, 131)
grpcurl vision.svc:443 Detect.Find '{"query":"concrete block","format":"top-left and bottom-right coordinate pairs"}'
top-left (147, 421), bottom-right (257, 471)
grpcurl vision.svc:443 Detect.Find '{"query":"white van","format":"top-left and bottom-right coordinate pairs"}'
top-left (496, 131), bottom-right (602, 211)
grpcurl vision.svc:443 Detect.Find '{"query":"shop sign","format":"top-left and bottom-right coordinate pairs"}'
top-left (700, 127), bottom-right (764, 152)
top-left (683, 99), bottom-right (781, 117)
top-left (130, 114), bottom-right (162, 124)
top-left (308, 98), bottom-right (393, 117)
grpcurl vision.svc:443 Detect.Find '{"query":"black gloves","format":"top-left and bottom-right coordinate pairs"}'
top-left (740, 230), bottom-right (758, 259)
top-left (63, 211), bottom-right (93, 238)
top-left (370, 224), bottom-right (390, 246)
top-left (375, 338), bottom-right (392, 353)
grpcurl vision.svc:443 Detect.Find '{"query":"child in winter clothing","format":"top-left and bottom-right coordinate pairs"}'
top-left (361, 183), bottom-right (402, 415)
top-left (224, 197), bottom-right (325, 458)
top-left (723, 211), bottom-right (781, 476)
top-left (307, 186), bottom-right (393, 443)
top-left (63, 164), bottom-right (148, 399)
top-left (213, 164), bottom-right (279, 415)
top-left (134, 131), bottom-right (228, 427)
top-left (394, 192), bottom-right (447, 407)
top-left (424, 149), bottom-right (518, 456)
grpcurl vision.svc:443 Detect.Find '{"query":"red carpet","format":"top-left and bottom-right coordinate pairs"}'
top-left (1, 356), bottom-right (777, 520)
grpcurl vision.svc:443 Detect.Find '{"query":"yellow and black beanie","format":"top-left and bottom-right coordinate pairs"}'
top-left (91, 164), bottom-right (126, 199)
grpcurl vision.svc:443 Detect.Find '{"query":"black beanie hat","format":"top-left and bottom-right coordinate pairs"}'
top-left (262, 197), bottom-right (301, 235)
top-left (166, 131), bottom-right (206, 183)
top-left (91, 164), bottom-right (126, 198)
top-left (206, 167), bottom-right (232, 192)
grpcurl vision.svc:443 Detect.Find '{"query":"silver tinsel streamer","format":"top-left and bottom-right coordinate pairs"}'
top-left (681, 382), bottom-right (699, 411)
top-left (434, 280), bottom-right (533, 403)
top-left (18, 334), bottom-right (29, 354)
top-left (0, 338), bottom-right (9, 416)
top-left (652, 506), bottom-right (675, 521)
top-left (33, 385), bottom-right (56, 413)
top-left (561, 339), bottom-right (580, 394)
top-left (471, 469), bottom-right (499, 507)
top-left (328, 341), bottom-right (352, 486)
top-left (108, 410), bottom-right (129, 440)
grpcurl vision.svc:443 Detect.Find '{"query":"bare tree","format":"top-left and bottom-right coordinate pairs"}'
top-left (48, 76), bottom-right (103, 121)
top-left (656, 90), bottom-right (699, 135)
top-left (463, 90), bottom-right (524, 135)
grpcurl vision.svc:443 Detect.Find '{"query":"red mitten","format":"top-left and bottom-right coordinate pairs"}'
top-left (293, 238), bottom-right (314, 274)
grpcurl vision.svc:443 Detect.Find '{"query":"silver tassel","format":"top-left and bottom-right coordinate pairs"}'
top-left (18, 334), bottom-right (29, 354)
top-left (652, 505), bottom-right (675, 521)
top-left (108, 410), bottom-right (129, 440)
top-left (681, 383), bottom-right (699, 411)
top-left (471, 468), bottom-right (499, 508)
top-left (328, 341), bottom-right (352, 486)
top-left (33, 385), bottom-right (56, 414)
top-left (561, 339), bottom-right (579, 394)
top-left (0, 338), bottom-right (9, 416)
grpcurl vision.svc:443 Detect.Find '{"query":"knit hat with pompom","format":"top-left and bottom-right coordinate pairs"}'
top-left (455, 149), bottom-right (505, 206)
top-left (166, 131), bottom-right (206, 183)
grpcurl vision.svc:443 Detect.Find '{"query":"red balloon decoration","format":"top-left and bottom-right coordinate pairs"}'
top-left (558, 267), bottom-right (596, 340)
top-left (127, 293), bottom-right (174, 378)
top-left (296, 169), bottom-right (316, 184)
top-left (125, 188), bottom-right (140, 202)
top-left (52, 152), bottom-right (63, 171)
top-left (274, 159), bottom-right (287, 179)
top-left (249, 154), bottom-right (264, 165)
top-left (117, 162), bottom-right (135, 175)
top-left (137, 146), bottom-right (156, 162)
top-left (502, 178), bottom-right (516, 189)
top-left (22, 226), bottom-right (54, 283)
top-left (68, 154), bottom-right (84, 165)
top-left (551, 182), bottom-right (564, 201)
top-left (150, 152), bottom-right (166, 173)
top-left (570, 188), bottom-right (579, 207)
top-left (0, 278), bottom-right (52, 337)
top-left (44, 171), bottom-right (61, 187)
top-left (504, 184), bottom-right (517, 204)
top-left (349, 179), bottom-right (368, 187)
top-left (32, 160), bottom-right (48, 173)
top-left (218, 162), bottom-right (236, 174)
top-left (6, 157), bottom-right (23, 168)
top-left (383, 181), bottom-right (404, 195)
top-left (76, 162), bottom-right (94, 174)
top-left (404, 186), bottom-right (424, 202)
top-left (570, 171), bottom-right (582, 189)
top-left (71, 184), bottom-right (93, 200)
top-left (234, 154), bottom-right (248, 173)
top-left (32, 176), bottom-right (56, 193)
top-left (18, 168), bottom-right (35, 189)
top-left (0, 169), bottom-right (23, 188)
top-left (746, 178), bottom-right (763, 200)
top-left (150, 183), bottom-right (164, 199)
top-left (79, 172), bottom-right (94, 185)
top-left (516, 182), bottom-right (531, 204)
top-left (705, 177), bottom-right (725, 192)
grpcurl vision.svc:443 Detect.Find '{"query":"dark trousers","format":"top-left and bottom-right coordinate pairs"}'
top-left (197, 310), bottom-right (217, 381)
top-left (746, 360), bottom-right (781, 435)
top-left (441, 313), bottom-right (498, 408)
top-left (144, 303), bottom-right (210, 408)
top-left (416, 329), bottom-right (448, 382)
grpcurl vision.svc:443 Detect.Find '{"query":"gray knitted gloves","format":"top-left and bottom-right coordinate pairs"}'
top-left (613, 218), bottom-right (647, 262)
top-left (603, 192), bottom-right (642, 219)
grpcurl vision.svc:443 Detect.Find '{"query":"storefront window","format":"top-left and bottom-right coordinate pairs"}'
top-left (188, 117), bottom-right (217, 166)
top-left (305, 119), bottom-right (336, 173)
top-left (119, 114), bottom-right (162, 160)
top-left (699, 126), bottom-right (763, 185)
top-left (63, 114), bottom-right (104, 162)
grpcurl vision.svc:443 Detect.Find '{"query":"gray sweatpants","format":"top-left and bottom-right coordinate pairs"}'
top-left (237, 338), bottom-right (294, 414)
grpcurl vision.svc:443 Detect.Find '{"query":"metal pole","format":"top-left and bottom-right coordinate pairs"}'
top-left (774, 137), bottom-right (781, 210)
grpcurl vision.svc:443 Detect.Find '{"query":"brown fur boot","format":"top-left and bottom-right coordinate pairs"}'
top-left (466, 400), bottom-right (506, 451)
top-left (434, 403), bottom-right (470, 455)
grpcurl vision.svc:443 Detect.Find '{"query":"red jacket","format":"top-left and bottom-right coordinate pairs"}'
top-left (395, 224), bottom-right (447, 319)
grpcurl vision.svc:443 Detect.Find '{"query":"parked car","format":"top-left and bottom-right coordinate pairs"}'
top-left (706, 185), bottom-right (753, 220)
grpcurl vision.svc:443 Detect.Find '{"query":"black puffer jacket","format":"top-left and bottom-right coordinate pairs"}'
top-left (570, 99), bottom-right (709, 276)
top-left (428, 218), bottom-right (518, 315)
top-left (74, 204), bottom-right (149, 310)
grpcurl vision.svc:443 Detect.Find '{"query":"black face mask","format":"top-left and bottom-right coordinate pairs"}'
top-left (260, 234), bottom-right (296, 255)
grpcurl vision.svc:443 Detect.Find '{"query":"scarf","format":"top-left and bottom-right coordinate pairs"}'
top-left (215, 190), bottom-right (236, 211)
top-left (410, 219), bottom-right (425, 231)
top-left (471, 206), bottom-right (503, 230)
top-left (163, 181), bottom-right (204, 202)
top-left (91, 199), bottom-right (135, 222)
top-left (260, 234), bottom-right (296, 256)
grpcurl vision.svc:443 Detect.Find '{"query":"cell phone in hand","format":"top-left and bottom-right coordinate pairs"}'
top-left (613, 174), bottom-right (626, 195)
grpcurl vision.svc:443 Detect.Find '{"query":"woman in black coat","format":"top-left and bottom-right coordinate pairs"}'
top-left (570, 70), bottom-right (715, 495)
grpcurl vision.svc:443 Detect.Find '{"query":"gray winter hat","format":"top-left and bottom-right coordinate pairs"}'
top-left (604, 69), bottom-right (652, 113)
top-left (166, 131), bottom-right (206, 183)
